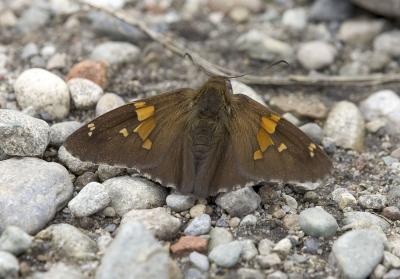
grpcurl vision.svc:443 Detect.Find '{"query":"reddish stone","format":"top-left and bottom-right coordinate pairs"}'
top-left (66, 60), bottom-right (108, 89)
top-left (170, 236), bottom-right (208, 256)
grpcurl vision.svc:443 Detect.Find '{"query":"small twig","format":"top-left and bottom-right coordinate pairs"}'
top-left (77, 1), bottom-right (400, 87)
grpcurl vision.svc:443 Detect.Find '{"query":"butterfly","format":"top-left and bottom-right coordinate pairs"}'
top-left (64, 76), bottom-right (332, 197)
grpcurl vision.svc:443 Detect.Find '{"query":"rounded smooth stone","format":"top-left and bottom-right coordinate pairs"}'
top-left (240, 214), bottom-right (258, 226)
top-left (208, 227), bottom-right (234, 251)
top-left (184, 214), bottom-right (211, 236)
top-left (282, 8), bottom-right (307, 32)
top-left (189, 251), bottom-right (209, 271)
top-left (31, 262), bottom-right (85, 279)
top-left (352, 0), bottom-right (400, 18)
top-left (66, 59), bottom-right (108, 89)
top-left (332, 229), bottom-right (384, 279)
top-left (0, 251), bottom-right (19, 278)
top-left (166, 193), bottom-right (196, 212)
top-left (359, 194), bottom-right (387, 210)
top-left (50, 121), bottom-right (81, 147)
top-left (68, 182), bottom-right (111, 217)
top-left (0, 226), bottom-right (32, 256)
top-left (216, 187), bottom-right (261, 217)
top-left (297, 41), bottom-right (336, 70)
top-left (209, 241), bottom-right (243, 268)
top-left (95, 93), bottom-right (125, 117)
top-left (299, 207), bottom-right (338, 237)
top-left (300, 123), bottom-right (324, 144)
top-left (343, 211), bottom-right (390, 232)
top-left (14, 68), bottom-right (70, 120)
top-left (68, 78), bottom-right (104, 109)
top-left (0, 158), bottom-right (73, 234)
top-left (374, 31), bottom-right (400, 57)
top-left (337, 19), bottom-right (384, 45)
top-left (90, 41), bottom-right (140, 65)
top-left (0, 109), bottom-right (50, 156)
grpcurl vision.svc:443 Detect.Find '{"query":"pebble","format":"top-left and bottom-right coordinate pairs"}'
top-left (14, 68), bottom-right (70, 120)
top-left (383, 251), bottom-right (400, 269)
top-left (16, 6), bottom-right (50, 34)
top-left (209, 241), bottom-right (243, 268)
top-left (237, 268), bottom-right (264, 279)
top-left (240, 239), bottom-right (258, 261)
top-left (343, 211), bottom-right (390, 232)
top-left (121, 207), bottom-right (181, 240)
top-left (50, 121), bottom-right (81, 147)
top-left (309, 0), bottom-right (353, 21)
top-left (0, 226), bottom-right (32, 256)
top-left (332, 229), bottom-right (384, 279)
top-left (240, 214), bottom-right (258, 226)
top-left (383, 269), bottom-right (400, 279)
top-left (96, 222), bottom-right (170, 279)
top-left (338, 19), bottom-right (384, 45)
top-left (96, 164), bottom-right (125, 181)
top-left (269, 94), bottom-right (328, 119)
top-left (103, 176), bottom-right (167, 216)
top-left (184, 268), bottom-right (206, 279)
top-left (267, 271), bottom-right (288, 279)
top-left (229, 7), bottom-right (250, 23)
top-left (297, 41), bottom-right (336, 70)
top-left (235, 30), bottom-right (294, 62)
top-left (190, 204), bottom-right (206, 218)
top-left (292, 182), bottom-right (321, 192)
top-left (0, 251), bottom-right (19, 278)
top-left (359, 194), bottom-right (387, 210)
top-left (66, 59), bottom-right (108, 89)
top-left (338, 192), bottom-right (357, 209)
top-left (374, 31), bottom-right (400, 57)
top-left (95, 93), bottom-right (125, 117)
top-left (273, 238), bottom-right (292, 256)
top-left (208, 227), bottom-right (234, 251)
top-left (36, 223), bottom-right (97, 260)
top-left (283, 194), bottom-right (298, 211)
top-left (384, 156), bottom-right (399, 166)
top-left (324, 101), bottom-right (365, 151)
top-left (184, 214), bottom-right (211, 236)
top-left (282, 8), bottom-right (307, 32)
top-left (303, 238), bottom-right (320, 254)
top-left (300, 123), bottom-right (324, 144)
top-left (382, 206), bottom-right (400, 221)
top-left (231, 80), bottom-right (265, 105)
top-left (215, 187), bottom-right (261, 217)
top-left (0, 158), bottom-right (73, 234)
top-left (68, 78), bottom-right (104, 109)
top-left (352, 0), bottom-right (400, 17)
top-left (21, 43), bottom-right (39, 59)
top-left (47, 53), bottom-right (67, 70)
top-left (68, 182), bottom-right (111, 217)
top-left (97, 233), bottom-right (113, 255)
top-left (0, 109), bottom-right (50, 156)
top-left (74, 172), bottom-right (97, 189)
top-left (90, 41), bottom-right (140, 65)
top-left (256, 253), bottom-right (281, 268)
top-left (207, 0), bottom-right (263, 13)
top-left (299, 207), bottom-right (338, 237)
top-left (283, 214), bottom-right (300, 230)
top-left (171, 236), bottom-right (208, 256)
top-left (388, 186), bottom-right (400, 208)
top-left (258, 238), bottom-right (275, 255)
top-left (166, 193), bottom-right (196, 212)
top-left (189, 252), bottom-right (209, 271)
top-left (31, 262), bottom-right (85, 279)
top-left (58, 146), bottom-right (97, 175)
top-left (391, 148), bottom-right (400, 159)
top-left (229, 217), bottom-right (241, 228)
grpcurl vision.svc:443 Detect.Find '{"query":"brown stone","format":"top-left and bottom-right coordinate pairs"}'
top-left (170, 236), bottom-right (208, 256)
top-left (382, 206), bottom-right (400, 221)
top-left (66, 60), bottom-right (108, 89)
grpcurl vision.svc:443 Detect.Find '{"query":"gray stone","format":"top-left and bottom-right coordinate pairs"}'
top-left (388, 186), bottom-right (400, 207)
top-left (0, 158), bottom-right (73, 234)
top-left (31, 262), bottom-right (85, 279)
top-left (184, 214), bottom-right (211, 236)
top-left (297, 41), bottom-right (336, 70)
top-left (216, 187), bottom-right (261, 217)
top-left (97, 164), bottom-right (125, 182)
top-left (374, 31), bottom-right (400, 58)
top-left (166, 193), bottom-right (196, 212)
top-left (267, 271), bottom-right (288, 279)
top-left (256, 253), bottom-right (281, 268)
top-left (209, 241), bottom-right (243, 268)
top-left (189, 251), bottom-right (209, 271)
top-left (273, 238), bottom-right (292, 256)
top-left (0, 226), bottom-right (32, 255)
top-left (383, 269), bottom-right (400, 279)
top-left (240, 214), bottom-right (258, 226)
top-left (292, 182), bottom-right (321, 192)
top-left (240, 239), bottom-right (258, 261)
top-left (95, 93), bottom-right (125, 117)
top-left (359, 194), bottom-right (387, 210)
top-left (96, 222), bottom-right (170, 279)
top-left (90, 42), bottom-right (140, 65)
top-left (0, 251), bottom-right (19, 278)
top-left (299, 207), bottom-right (338, 237)
top-left (58, 146), bottom-right (97, 175)
top-left (338, 20), bottom-right (385, 45)
top-left (343, 211), bottom-right (390, 232)
top-left (324, 101), bottom-right (365, 151)
top-left (14, 68), bottom-right (70, 120)
top-left (282, 8), bottom-right (307, 32)
top-left (300, 123), bottom-right (324, 144)
top-left (68, 182), bottom-right (111, 217)
top-left (103, 176), bottom-right (167, 216)
top-left (258, 238), bottom-right (275, 255)
top-left (50, 0), bottom-right (80, 15)
top-left (332, 229), bottom-right (384, 279)
top-left (237, 268), bottom-right (264, 279)
top-left (21, 43), bottom-right (39, 59)
top-left (184, 268), bottom-right (206, 279)
top-left (331, 188), bottom-right (357, 209)
top-left (16, 6), bottom-right (50, 34)
top-left (36, 223), bottom-right (97, 261)
top-left (121, 207), bottom-right (181, 240)
top-left (383, 251), bottom-right (400, 269)
top-left (50, 121), bottom-right (81, 147)
top-left (208, 227), bottom-right (233, 251)
top-left (352, 0), bottom-right (400, 18)
top-left (0, 109), bottom-right (50, 156)
top-left (310, 0), bottom-right (353, 21)
top-left (68, 78), bottom-right (104, 109)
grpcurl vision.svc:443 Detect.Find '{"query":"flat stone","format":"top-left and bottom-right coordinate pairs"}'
top-left (50, 121), bottom-right (81, 147)
top-left (189, 251), bottom-right (209, 271)
top-left (90, 41), bottom-right (140, 65)
top-left (216, 187), bottom-right (261, 217)
top-left (66, 59), bottom-right (108, 89)
top-left (299, 207), bottom-right (338, 237)
top-left (166, 193), bottom-right (196, 212)
top-left (0, 226), bottom-right (32, 255)
top-left (68, 78), bottom-right (104, 109)
top-left (58, 146), bottom-right (97, 175)
top-left (184, 214), bottom-right (211, 236)
top-left (170, 236), bottom-right (208, 256)
top-left (209, 241), bottom-right (243, 268)
top-left (343, 211), bottom-right (390, 232)
top-left (0, 158), bottom-right (73, 234)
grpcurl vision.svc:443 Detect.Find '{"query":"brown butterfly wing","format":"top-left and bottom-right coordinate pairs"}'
top-left (211, 93), bottom-right (332, 194)
top-left (64, 89), bottom-right (196, 187)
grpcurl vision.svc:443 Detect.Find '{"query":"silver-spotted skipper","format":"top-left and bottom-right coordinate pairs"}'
top-left (65, 76), bottom-right (332, 197)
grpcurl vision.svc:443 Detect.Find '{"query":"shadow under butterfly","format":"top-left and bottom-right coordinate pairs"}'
top-left (64, 76), bottom-right (332, 197)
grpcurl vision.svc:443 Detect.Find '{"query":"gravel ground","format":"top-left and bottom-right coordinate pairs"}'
top-left (1, 0), bottom-right (400, 278)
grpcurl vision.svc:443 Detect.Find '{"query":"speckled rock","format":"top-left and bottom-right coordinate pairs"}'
top-left (0, 109), bottom-right (50, 156)
top-left (216, 187), bottom-right (261, 217)
top-left (0, 158), bottom-right (73, 234)
top-left (95, 93), bottom-right (125, 117)
top-left (166, 193), bottom-right (196, 212)
top-left (68, 78), bottom-right (104, 109)
top-left (58, 146), bottom-right (97, 175)
top-left (343, 211), bottom-right (390, 232)
top-left (97, 165), bottom-right (125, 182)
top-left (50, 121), bottom-right (81, 147)
top-left (299, 207), bottom-right (338, 237)
top-left (209, 241), bottom-right (243, 268)
top-left (31, 262), bottom-right (85, 279)
top-left (14, 68), bottom-right (70, 120)
top-left (359, 194), bottom-right (387, 210)
top-left (66, 59), bottom-right (108, 89)
top-left (0, 226), bottom-right (32, 256)
top-left (184, 214), bottom-right (211, 236)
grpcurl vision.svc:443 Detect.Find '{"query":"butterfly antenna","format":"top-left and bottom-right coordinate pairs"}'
top-left (228, 60), bottom-right (290, 79)
top-left (183, 52), bottom-right (216, 77)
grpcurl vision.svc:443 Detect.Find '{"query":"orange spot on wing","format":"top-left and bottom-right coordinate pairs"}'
top-left (136, 105), bottom-right (155, 121)
top-left (257, 128), bottom-right (274, 152)
top-left (278, 143), bottom-right (287, 152)
top-left (253, 150), bottom-right (263, 160)
top-left (261, 116), bottom-right (277, 134)
top-left (134, 101), bottom-right (146, 108)
top-left (142, 138), bottom-right (152, 150)
top-left (119, 128), bottom-right (129, 137)
top-left (270, 114), bottom-right (281, 122)
top-left (134, 118), bottom-right (155, 141)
